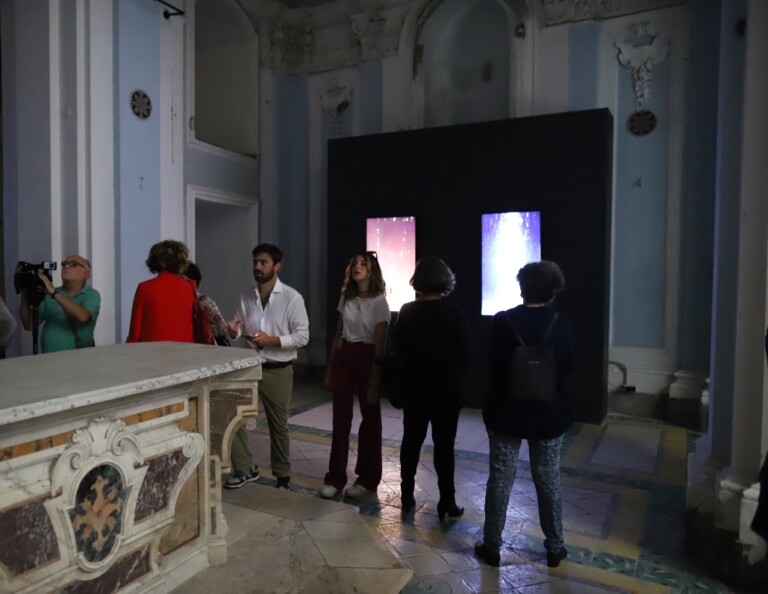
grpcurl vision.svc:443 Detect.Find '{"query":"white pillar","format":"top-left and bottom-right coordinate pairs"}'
top-left (717, 1), bottom-right (768, 542)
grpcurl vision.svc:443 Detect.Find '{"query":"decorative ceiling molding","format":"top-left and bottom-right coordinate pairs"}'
top-left (250, 0), bottom-right (685, 74)
top-left (263, 2), bottom-right (410, 74)
top-left (540, 0), bottom-right (686, 26)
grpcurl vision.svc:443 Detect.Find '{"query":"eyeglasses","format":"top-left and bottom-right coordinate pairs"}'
top-left (61, 260), bottom-right (86, 269)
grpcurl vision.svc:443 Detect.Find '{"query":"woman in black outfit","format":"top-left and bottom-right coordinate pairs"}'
top-left (394, 256), bottom-right (469, 520)
top-left (475, 261), bottom-right (573, 568)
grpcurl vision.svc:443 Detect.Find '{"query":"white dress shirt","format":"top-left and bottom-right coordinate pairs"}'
top-left (232, 278), bottom-right (309, 362)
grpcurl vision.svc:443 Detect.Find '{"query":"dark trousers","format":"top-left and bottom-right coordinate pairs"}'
top-left (325, 341), bottom-right (382, 491)
top-left (400, 398), bottom-right (461, 499)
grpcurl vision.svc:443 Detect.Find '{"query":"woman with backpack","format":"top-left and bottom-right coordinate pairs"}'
top-left (475, 261), bottom-right (573, 568)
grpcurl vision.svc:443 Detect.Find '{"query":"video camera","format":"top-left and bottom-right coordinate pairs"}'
top-left (14, 261), bottom-right (57, 307)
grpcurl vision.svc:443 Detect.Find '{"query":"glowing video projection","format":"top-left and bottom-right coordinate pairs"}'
top-left (366, 216), bottom-right (416, 311)
top-left (482, 211), bottom-right (542, 315)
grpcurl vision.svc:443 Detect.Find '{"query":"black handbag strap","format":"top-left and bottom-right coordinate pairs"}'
top-left (506, 311), bottom-right (559, 347)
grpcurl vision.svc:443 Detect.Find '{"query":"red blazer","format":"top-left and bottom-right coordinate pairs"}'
top-left (126, 271), bottom-right (196, 343)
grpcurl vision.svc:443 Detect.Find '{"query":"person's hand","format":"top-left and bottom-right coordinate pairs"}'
top-left (250, 331), bottom-right (277, 349)
top-left (38, 273), bottom-right (55, 295)
top-left (226, 319), bottom-right (242, 338)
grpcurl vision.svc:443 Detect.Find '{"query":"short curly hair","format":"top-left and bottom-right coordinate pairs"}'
top-left (517, 261), bottom-right (565, 304)
top-left (410, 256), bottom-right (456, 296)
top-left (146, 240), bottom-right (189, 274)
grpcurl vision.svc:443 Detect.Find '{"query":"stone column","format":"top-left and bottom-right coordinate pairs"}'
top-left (686, 0), bottom-right (746, 523)
top-left (716, 0), bottom-right (768, 558)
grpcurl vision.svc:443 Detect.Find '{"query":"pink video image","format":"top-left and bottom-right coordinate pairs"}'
top-left (366, 216), bottom-right (416, 311)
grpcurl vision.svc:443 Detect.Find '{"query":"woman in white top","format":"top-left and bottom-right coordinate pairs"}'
top-left (321, 251), bottom-right (390, 499)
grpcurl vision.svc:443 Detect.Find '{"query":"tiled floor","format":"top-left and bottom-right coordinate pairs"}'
top-left (199, 378), bottom-right (736, 594)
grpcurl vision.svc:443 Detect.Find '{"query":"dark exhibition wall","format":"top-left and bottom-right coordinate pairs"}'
top-left (327, 109), bottom-right (613, 424)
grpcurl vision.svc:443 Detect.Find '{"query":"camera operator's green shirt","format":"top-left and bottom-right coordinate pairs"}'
top-left (37, 286), bottom-right (101, 353)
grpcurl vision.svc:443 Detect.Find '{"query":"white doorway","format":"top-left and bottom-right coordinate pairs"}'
top-left (187, 185), bottom-right (257, 319)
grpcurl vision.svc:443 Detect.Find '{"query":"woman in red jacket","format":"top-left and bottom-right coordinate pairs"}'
top-left (126, 240), bottom-right (196, 343)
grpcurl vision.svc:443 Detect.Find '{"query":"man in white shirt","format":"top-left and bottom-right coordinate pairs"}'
top-left (226, 243), bottom-right (310, 490)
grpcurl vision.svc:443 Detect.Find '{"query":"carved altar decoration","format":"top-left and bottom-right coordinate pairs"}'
top-left (0, 343), bottom-right (261, 594)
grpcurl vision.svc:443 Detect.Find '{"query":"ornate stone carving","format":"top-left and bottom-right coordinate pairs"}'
top-left (541, 0), bottom-right (686, 26)
top-left (48, 417), bottom-right (145, 572)
top-left (319, 82), bottom-right (353, 139)
top-left (351, 9), bottom-right (386, 61)
top-left (51, 417), bottom-right (142, 494)
top-left (44, 415), bottom-right (204, 574)
top-left (269, 16), bottom-right (314, 73)
top-left (615, 22), bottom-right (669, 109)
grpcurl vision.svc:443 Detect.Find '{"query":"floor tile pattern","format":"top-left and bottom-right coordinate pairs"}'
top-left (186, 379), bottom-right (735, 593)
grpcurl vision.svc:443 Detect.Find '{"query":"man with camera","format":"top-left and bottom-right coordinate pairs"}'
top-left (20, 255), bottom-right (101, 353)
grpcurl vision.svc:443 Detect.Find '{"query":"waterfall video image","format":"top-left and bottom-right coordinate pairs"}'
top-left (482, 211), bottom-right (541, 315)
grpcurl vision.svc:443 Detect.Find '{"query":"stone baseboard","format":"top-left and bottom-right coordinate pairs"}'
top-left (686, 507), bottom-right (768, 592)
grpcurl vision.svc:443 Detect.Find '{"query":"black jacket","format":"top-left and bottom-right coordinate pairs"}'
top-left (394, 299), bottom-right (469, 408)
top-left (483, 304), bottom-right (573, 439)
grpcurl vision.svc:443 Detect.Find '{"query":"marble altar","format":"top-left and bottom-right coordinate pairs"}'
top-left (0, 342), bottom-right (262, 594)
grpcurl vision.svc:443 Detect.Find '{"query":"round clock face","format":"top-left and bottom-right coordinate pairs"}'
top-left (627, 110), bottom-right (657, 136)
top-left (130, 90), bottom-right (152, 119)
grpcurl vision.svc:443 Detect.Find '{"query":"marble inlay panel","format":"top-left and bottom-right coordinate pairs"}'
top-left (134, 449), bottom-right (187, 521)
top-left (69, 464), bottom-right (126, 563)
top-left (0, 404), bottom-right (184, 463)
top-left (177, 397), bottom-right (198, 433)
top-left (159, 469), bottom-right (200, 556)
top-left (160, 398), bottom-right (200, 556)
top-left (61, 546), bottom-right (151, 593)
top-left (122, 402), bottom-right (185, 427)
top-left (210, 388), bottom-right (253, 460)
top-left (0, 430), bottom-right (74, 461)
top-left (0, 494), bottom-right (60, 577)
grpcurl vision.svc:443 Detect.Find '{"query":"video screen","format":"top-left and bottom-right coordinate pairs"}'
top-left (366, 216), bottom-right (416, 312)
top-left (482, 211), bottom-right (541, 315)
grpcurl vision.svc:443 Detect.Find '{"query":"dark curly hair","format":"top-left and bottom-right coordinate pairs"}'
top-left (185, 261), bottom-right (202, 285)
top-left (517, 261), bottom-right (565, 304)
top-left (146, 240), bottom-right (189, 274)
top-left (411, 256), bottom-right (456, 296)
top-left (252, 243), bottom-right (283, 264)
top-left (341, 251), bottom-right (386, 298)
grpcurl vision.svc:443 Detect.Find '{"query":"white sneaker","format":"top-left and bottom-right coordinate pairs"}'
top-left (320, 484), bottom-right (338, 499)
top-left (344, 484), bottom-right (371, 498)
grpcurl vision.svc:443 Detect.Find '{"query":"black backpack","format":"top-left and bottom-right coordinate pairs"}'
top-left (506, 312), bottom-right (559, 404)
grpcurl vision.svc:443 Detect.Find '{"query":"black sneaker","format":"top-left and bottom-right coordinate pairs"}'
top-left (224, 466), bottom-right (260, 489)
top-left (275, 476), bottom-right (291, 490)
